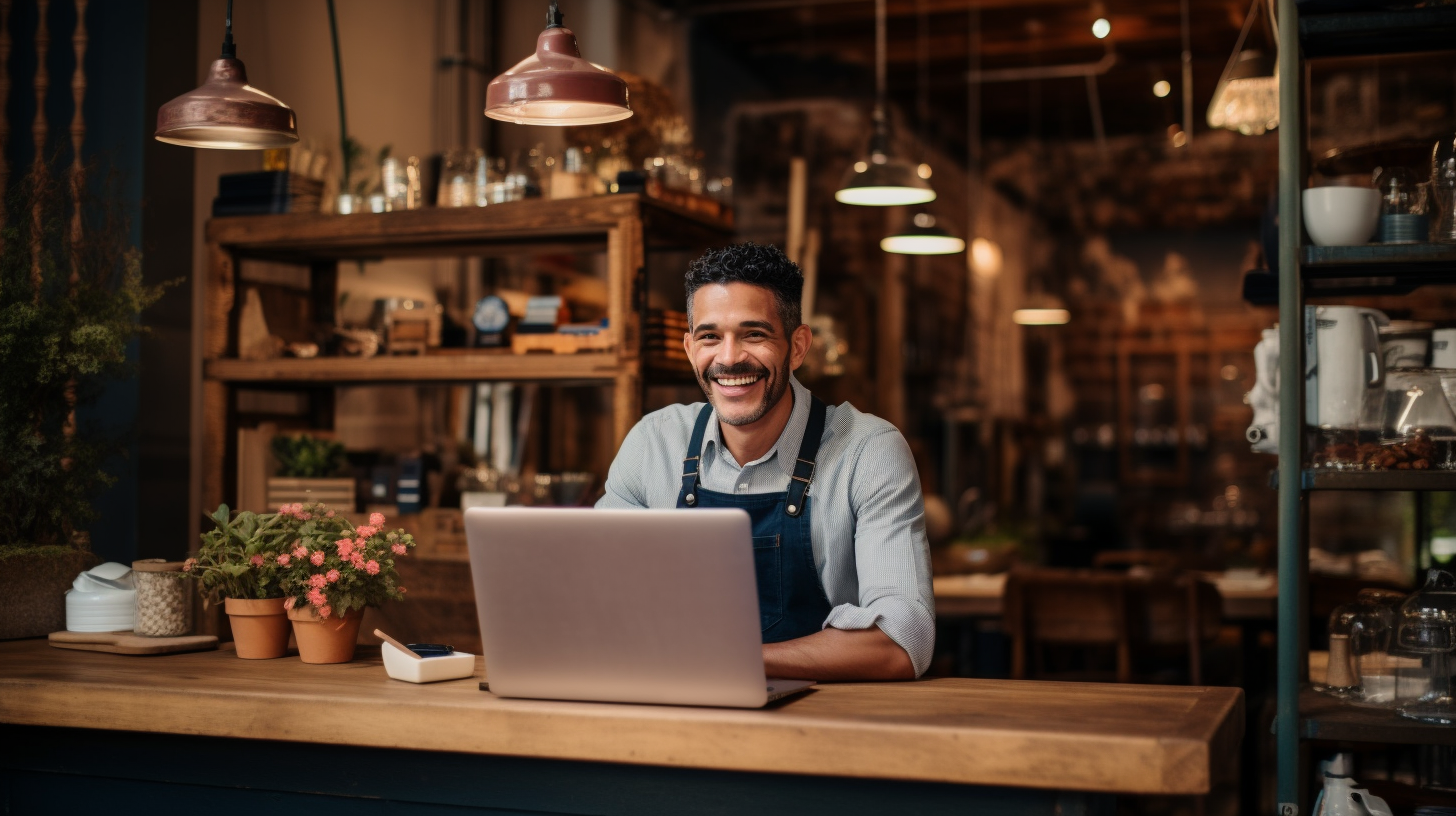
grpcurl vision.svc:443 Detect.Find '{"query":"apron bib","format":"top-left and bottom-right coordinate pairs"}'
top-left (677, 395), bottom-right (832, 643)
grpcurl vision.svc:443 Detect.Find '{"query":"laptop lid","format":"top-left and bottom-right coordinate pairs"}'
top-left (466, 507), bottom-right (772, 708)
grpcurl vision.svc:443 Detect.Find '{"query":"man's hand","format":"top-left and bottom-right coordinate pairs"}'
top-left (762, 625), bottom-right (915, 681)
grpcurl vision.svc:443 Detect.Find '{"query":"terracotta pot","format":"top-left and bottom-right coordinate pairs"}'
top-left (224, 597), bottom-right (290, 659)
top-left (288, 605), bottom-right (364, 664)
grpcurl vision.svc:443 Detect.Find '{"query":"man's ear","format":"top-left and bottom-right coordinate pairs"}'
top-left (788, 322), bottom-right (812, 371)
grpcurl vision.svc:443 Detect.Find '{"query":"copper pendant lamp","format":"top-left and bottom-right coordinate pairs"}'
top-left (155, 0), bottom-right (298, 150)
top-left (835, 0), bottom-right (935, 207)
top-left (485, 1), bottom-right (632, 127)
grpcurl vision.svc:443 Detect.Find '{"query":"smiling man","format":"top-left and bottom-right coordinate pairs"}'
top-left (596, 242), bottom-right (933, 681)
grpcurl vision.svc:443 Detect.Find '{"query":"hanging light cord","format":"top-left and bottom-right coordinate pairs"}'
top-left (547, 0), bottom-right (564, 29)
top-left (872, 0), bottom-right (887, 133)
top-left (220, 0), bottom-right (235, 59)
top-left (1217, 0), bottom-right (1265, 88)
top-left (328, 0), bottom-right (350, 189)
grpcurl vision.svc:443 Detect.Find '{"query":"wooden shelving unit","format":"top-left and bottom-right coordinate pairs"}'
top-left (197, 194), bottom-right (732, 523)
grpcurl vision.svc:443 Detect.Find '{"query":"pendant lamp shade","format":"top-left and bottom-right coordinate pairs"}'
top-left (1012, 292), bottom-right (1070, 326)
top-left (485, 4), bottom-right (631, 126)
top-left (156, 58), bottom-right (298, 149)
top-left (881, 212), bottom-right (964, 255)
top-left (1206, 0), bottom-right (1279, 136)
top-left (836, 130), bottom-right (937, 206)
top-left (155, 0), bottom-right (297, 150)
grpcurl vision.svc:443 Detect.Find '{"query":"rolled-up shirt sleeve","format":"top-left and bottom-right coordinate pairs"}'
top-left (821, 429), bottom-right (935, 676)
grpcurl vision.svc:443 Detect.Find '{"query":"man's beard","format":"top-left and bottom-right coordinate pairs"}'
top-left (696, 350), bottom-right (792, 427)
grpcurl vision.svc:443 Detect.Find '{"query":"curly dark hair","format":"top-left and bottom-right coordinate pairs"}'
top-left (684, 242), bottom-right (803, 332)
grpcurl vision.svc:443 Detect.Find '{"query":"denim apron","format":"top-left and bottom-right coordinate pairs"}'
top-left (677, 396), bottom-right (832, 643)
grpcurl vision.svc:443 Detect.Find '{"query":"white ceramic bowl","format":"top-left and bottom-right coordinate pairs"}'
top-left (1303, 186), bottom-right (1380, 247)
top-left (382, 641), bottom-right (477, 684)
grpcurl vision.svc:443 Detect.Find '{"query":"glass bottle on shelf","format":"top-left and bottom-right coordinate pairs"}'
top-left (1432, 134), bottom-right (1456, 243)
top-left (1321, 589), bottom-right (1400, 704)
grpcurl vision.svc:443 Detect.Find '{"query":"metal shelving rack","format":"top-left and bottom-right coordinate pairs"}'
top-left (1274, 5), bottom-right (1456, 813)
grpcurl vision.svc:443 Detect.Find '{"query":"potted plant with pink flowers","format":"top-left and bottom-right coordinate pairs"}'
top-left (185, 504), bottom-right (296, 659)
top-left (276, 505), bottom-right (415, 664)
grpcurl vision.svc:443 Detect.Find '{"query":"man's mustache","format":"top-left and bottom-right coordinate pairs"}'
top-left (702, 362), bottom-right (769, 380)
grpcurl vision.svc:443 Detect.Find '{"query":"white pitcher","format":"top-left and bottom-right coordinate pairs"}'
top-left (1306, 306), bottom-right (1389, 430)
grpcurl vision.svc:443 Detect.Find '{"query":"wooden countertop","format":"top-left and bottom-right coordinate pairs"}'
top-left (934, 571), bottom-right (1278, 621)
top-left (0, 639), bottom-right (1242, 796)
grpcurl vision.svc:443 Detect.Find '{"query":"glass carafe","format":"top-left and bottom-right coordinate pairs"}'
top-left (1394, 569), bottom-right (1456, 723)
top-left (1322, 589), bottom-right (1400, 704)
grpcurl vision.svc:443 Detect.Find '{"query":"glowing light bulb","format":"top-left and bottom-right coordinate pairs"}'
top-left (1091, 18), bottom-right (1111, 38)
top-left (1153, 80), bottom-right (1171, 98)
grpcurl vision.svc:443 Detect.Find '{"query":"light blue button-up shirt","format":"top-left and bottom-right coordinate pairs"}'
top-left (596, 375), bottom-right (934, 676)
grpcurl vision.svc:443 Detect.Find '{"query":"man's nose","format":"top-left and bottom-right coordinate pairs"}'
top-left (716, 334), bottom-right (749, 364)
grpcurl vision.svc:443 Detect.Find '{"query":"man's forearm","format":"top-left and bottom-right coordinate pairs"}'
top-left (762, 625), bottom-right (916, 681)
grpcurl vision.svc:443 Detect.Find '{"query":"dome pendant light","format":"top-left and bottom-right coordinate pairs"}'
top-left (485, 1), bottom-right (632, 126)
top-left (155, 0), bottom-right (298, 149)
top-left (835, 0), bottom-right (935, 206)
top-left (883, 212), bottom-right (965, 255)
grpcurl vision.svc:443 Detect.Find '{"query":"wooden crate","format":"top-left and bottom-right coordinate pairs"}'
top-left (265, 477), bottom-right (356, 511)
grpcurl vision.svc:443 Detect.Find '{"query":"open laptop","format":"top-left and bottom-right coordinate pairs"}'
top-left (464, 507), bottom-right (815, 708)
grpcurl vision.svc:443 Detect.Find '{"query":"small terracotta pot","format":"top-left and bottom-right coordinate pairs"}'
top-left (288, 605), bottom-right (364, 664)
top-left (224, 597), bottom-right (290, 659)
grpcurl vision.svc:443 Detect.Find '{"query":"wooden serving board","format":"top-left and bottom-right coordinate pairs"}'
top-left (48, 630), bottom-right (218, 655)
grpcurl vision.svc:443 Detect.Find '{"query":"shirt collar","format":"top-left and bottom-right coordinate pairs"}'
top-left (702, 375), bottom-right (811, 477)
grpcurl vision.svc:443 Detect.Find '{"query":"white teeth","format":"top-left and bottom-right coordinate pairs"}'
top-left (717, 376), bottom-right (760, 387)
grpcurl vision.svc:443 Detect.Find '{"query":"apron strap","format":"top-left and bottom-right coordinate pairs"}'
top-left (678, 394), bottom-right (827, 514)
top-left (784, 396), bottom-right (827, 518)
top-left (680, 403), bottom-right (714, 506)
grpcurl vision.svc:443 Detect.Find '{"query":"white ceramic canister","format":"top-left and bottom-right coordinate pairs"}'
top-left (1379, 320), bottom-right (1433, 370)
top-left (1432, 328), bottom-right (1456, 369)
top-left (131, 559), bottom-right (192, 637)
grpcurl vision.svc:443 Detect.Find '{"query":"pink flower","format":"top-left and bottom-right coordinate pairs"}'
top-left (398, 586), bottom-right (407, 595)
top-left (309, 551), bottom-right (325, 566)
top-left (355, 525), bottom-right (375, 538)
top-left (284, 596), bottom-right (296, 610)
top-left (351, 553), bottom-right (366, 569)
top-left (326, 510), bottom-right (335, 518)
top-left (276, 553), bottom-right (291, 566)
top-left (337, 540), bottom-right (354, 558)
top-left (308, 573), bottom-right (326, 589)
top-left (299, 512), bottom-right (312, 521)
top-left (326, 569), bottom-right (340, 583)
top-left (318, 605), bottom-right (332, 619)
top-left (292, 545), bottom-right (307, 559)
top-left (365, 560), bottom-right (380, 576)
top-left (307, 588), bottom-right (325, 606)
top-left (391, 543), bottom-right (407, 556)
top-left (369, 512), bottom-right (385, 527)
top-left (278, 504), bottom-right (290, 514)
top-left (182, 558), bottom-right (196, 572)
top-left (290, 502), bottom-right (304, 515)
top-left (354, 537), bottom-right (367, 549)
top-left (249, 554), bottom-right (264, 567)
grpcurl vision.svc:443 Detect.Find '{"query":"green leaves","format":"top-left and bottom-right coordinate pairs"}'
top-left (270, 434), bottom-right (347, 478)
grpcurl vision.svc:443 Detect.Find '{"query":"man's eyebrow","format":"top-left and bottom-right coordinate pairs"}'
top-left (691, 320), bottom-right (778, 334)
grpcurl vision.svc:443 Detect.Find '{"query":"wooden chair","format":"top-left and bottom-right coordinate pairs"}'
top-left (1005, 570), bottom-right (1137, 683)
top-left (1005, 569), bottom-right (1223, 684)
top-left (1140, 575), bottom-right (1223, 685)
top-left (1091, 549), bottom-right (1180, 572)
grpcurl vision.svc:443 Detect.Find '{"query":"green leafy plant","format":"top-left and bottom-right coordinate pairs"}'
top-left (184, 504), bottom-right (294, 604)
top-left (275, 504), bottom-right (414, 618)
top-left (0, 163), bottom-right (172, 555)
top-left (271, 433), bottom-right (347, 478)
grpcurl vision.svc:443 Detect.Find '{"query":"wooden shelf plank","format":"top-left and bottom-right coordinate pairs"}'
top-left (1301, 8), bottom-right (1456, 59)
top-left (1301, 687), bottom-right (1456, 747)
top-left (205, 194), bottom-right (731, 261)
top-left (206, 353), bottom-right (623, 384)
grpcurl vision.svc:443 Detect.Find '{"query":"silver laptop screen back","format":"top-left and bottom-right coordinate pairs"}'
top-left (466, 508), bottom-right (769, 707)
